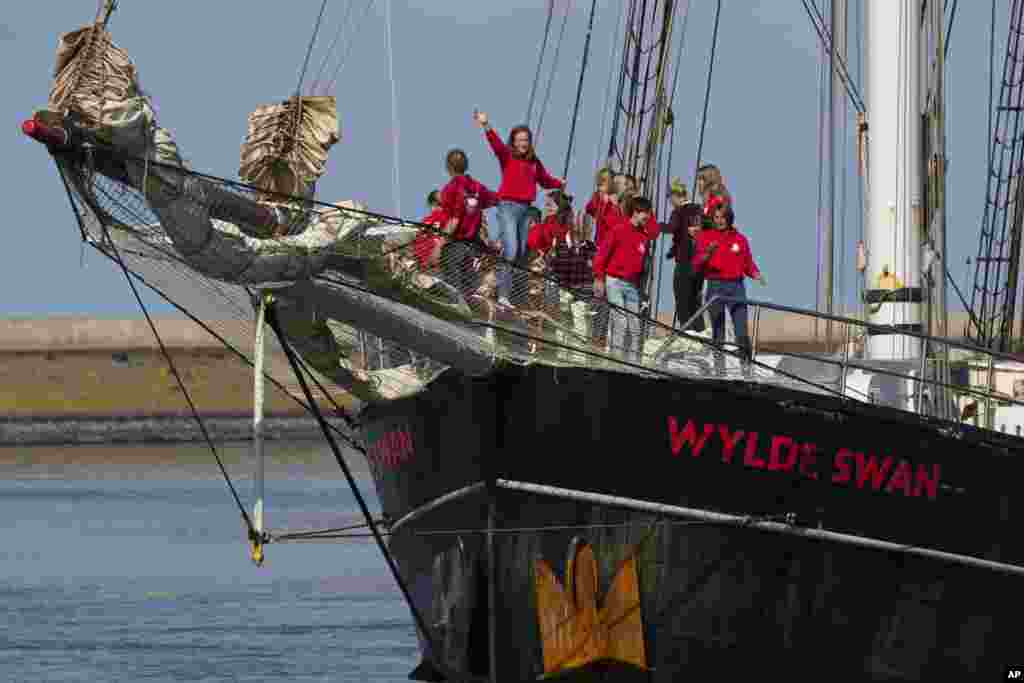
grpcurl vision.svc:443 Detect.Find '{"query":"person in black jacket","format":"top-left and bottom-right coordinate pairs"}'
top-left (665, 179), bottom-right (706, 332)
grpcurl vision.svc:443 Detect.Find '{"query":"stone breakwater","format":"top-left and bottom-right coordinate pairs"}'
top-left (0, 414), bottom-right (354, 447)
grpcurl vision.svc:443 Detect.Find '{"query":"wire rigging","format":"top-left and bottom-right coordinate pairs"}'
top-left (944, 0), bottom-right (958, 60)
top-left (691, 0), bottom-right (722, 190)
top-left (309, 1), bottom-right (357, 94)
top-left (93, 209), bottom-right (257, 543)
top-left (325, 0), bottom-right (377, 92)
top-left (266, 303), bottom-right (456, 681)
top-left (527, 0), bottom-right (557, 126)
top-left (594, 0), bottom-right (628, 171)
top-left (295, 0), bottom-right (330, 96)
top-left (384, 0), bottom-right (401, 218)
top-left (563, 0), bottom-right (600, 180)
top-left (536, 1), bottom-right (574, 144)
top-left (800, 0), bottom-right (865, 114)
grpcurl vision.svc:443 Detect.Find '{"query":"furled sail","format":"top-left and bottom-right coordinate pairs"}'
top-left (239, 96), bottom-right (340, 204)
top-left (49, 24), bottom-right (138, 127)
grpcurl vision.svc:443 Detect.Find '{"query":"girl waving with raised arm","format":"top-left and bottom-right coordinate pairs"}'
top-left (473, 109), bottom-right (565, 307)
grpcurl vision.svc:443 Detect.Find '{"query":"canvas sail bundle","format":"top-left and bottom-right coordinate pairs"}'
top-left (49, 24), bottom-right (138, 126)
top-left (239, 96), bottom-right (340, 204)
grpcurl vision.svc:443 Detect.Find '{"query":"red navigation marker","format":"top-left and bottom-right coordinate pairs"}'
top-left (21, 119), bottom-right (68, 147)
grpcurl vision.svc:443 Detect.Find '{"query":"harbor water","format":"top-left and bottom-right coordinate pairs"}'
top-left (0, 442), bottom-right (418, 682)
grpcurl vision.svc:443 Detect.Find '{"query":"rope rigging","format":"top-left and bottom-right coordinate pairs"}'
top-left (535, 1), bottom-right (574, 145)
top-left (88, 187), bottom-right (258, 548)
top-left (800, 0), bottom-right (865, 115)
top-left (325, 0), bottom-right (377, 93)
top-left (655, 0), bottom-right (692, 324)
top-left (295, 0), bottom-right (329, 95)
top-left (562, 0), bottom-right (599, 180)
top-left (594, 0), bottom-right (628, 172)
top-left (384, 0), bottom-right (401, 218)
top-left (527, 0), bottom-right (557, 126)
top-left (309, 0), bottom-right (357, 94)
top-left (944, 0), bottom-right (958, 60)
top-left (691, 0), bottom-right (722, 192)
top-left (265, 301), bottom-right (457, 681)
top-left (604, 0), bottom-right (640, 167)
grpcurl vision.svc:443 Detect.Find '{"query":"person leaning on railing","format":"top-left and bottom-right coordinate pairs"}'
top-left (692, 203), bottom-right (766, 374)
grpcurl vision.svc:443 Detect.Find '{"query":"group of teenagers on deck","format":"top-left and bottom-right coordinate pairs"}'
top-left (411, 109), bottom-right (765, 364)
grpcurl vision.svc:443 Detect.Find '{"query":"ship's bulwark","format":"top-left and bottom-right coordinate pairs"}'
top-left (360, 366), bottom-right (1023, 681)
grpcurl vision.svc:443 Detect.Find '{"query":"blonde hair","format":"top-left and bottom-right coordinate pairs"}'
top-left (594, 166), bottom-right (612, 188)
top-left (697, 165), bottom-right (724, 196)
top-left (669, 177), bottom-right (688, 199)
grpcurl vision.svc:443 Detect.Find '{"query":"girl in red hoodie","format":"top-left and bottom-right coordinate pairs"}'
top-left (526, 190), bottom-right (575, 316)
top-left (585, 167), bottom-right (616, 247)
top-left (692, 203), bottom-right (766, 373)
top-left (473, 109), bottom-right (565, 308)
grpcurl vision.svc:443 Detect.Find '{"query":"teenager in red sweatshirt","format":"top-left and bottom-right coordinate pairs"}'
top-left (438, 148), bottom-right (499, 296)
top-left (473, 109), bottom-right (564, 307)
top-left (592, 196), bottom-right (657, 361)
top-left (692, 203), bottom-right (766, 370)
top-left (527, 190), bottom-right (574, 253)
top-left (585, 168), bottom-right (617, 247)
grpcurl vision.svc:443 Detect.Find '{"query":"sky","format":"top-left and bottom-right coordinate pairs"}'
top-left (0, 1), bottom-right (1008, 319)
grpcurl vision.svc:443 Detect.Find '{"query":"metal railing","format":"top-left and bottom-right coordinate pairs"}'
top-left (662, 294), bottom-right (1024, 428)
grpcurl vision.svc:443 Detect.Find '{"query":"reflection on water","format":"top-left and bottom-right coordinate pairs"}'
top-left (0, 442), bottom-right (416, 682)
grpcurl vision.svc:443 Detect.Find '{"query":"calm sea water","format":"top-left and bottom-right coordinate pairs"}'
top-left (0, 442), bottom-right (418, 682)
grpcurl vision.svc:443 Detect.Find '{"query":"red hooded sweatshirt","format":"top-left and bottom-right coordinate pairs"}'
top-left (692, 227), bottom-right (760, 281)
top-left (440, 174), bottom-right (498, 241)
top-left (585, 192), bottom-right (622, 247)
top-left (702, 191), bottom-right (732, 218)
top-left (485, 128), bottom-right (563, 203)
top-left (413, 208), bottom-right (448, 268)
top-left (592, 215), bottom-right (660, 287)
top-left (527, 216), bottom-right (571, 253)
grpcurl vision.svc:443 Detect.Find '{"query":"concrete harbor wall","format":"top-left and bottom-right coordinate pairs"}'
top-left (0, 316), bottom-right (227, 351)
top-left (0, 413), bottom-right (351, 447)
top-left (0, 313), bottom-right (982, 446)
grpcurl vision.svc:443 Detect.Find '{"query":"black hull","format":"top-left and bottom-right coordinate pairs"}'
top-left (358, 365), bottom-right (1024, 681)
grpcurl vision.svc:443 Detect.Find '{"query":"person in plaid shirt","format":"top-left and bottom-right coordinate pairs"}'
top-left (547, 198), bottom-right (598, 358)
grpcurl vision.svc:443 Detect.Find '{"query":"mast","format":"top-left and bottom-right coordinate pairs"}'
top-left (864, 0), bottom-right (923, 361)
top-left (822, 0), bottom-right (846, 342)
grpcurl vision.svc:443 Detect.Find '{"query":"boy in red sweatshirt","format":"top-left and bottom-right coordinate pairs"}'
top-left (692, 203), bottom-right (766, 373)
top-left (593, 196), bottom-right (657, 361)
top-left (438, 148), bottom-right (499, 297)
top-left (473, 109), bottom-right (564, 308)
top-left (412, 190), bottom-right (448, 271)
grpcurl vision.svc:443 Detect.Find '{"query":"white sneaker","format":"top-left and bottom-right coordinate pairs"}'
top-left (497, 297), bottom-right (514, 308)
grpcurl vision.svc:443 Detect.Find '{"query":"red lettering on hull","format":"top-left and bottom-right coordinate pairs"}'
top-left (718, 425), bottom-right (745, 464)
top-left (367, 427), bottom-right (415, 470)
top-left (668, 418), bottom-right (714, 457)
top-left (768, 436), bottom-right (798, 473)
top-left (666, 417), bottom-right (944, 500)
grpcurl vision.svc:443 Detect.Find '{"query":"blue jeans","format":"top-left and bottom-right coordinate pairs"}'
top-left (606, 277), bottom-right (642, 361)
top-left (493, 200), bottom-right (532, 301)
top-left (705, 278), bottom-right (750, 351)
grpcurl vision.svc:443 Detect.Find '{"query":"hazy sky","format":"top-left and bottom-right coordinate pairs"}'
top-left (0, 1), bottom-right (1006, 318)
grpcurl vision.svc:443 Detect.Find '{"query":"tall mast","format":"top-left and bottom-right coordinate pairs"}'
top-left (864, 0), bottom-right (923, 361)
top-left (822, 0), bottom-right (847, 341)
